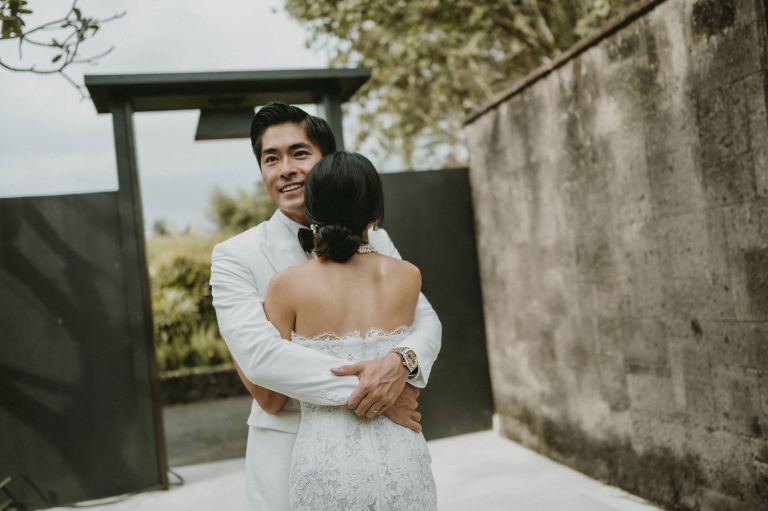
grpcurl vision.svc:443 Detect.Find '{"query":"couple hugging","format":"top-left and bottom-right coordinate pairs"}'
top-left (210, 102), bottom-right (441, 510)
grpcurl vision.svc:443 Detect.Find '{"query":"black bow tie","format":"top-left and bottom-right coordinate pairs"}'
top-left (298, 227), bottom-right (315, 253)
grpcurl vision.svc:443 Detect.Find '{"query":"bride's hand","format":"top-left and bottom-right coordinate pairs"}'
top-left (383, 384), bottom-right (422, 432)
top-left (331, 353), bottom-right (409, 417)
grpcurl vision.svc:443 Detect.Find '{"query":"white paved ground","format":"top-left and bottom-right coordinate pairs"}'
top-left (52, 431), bottom-right (661, 511)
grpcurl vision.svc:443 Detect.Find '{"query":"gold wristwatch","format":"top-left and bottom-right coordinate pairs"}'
top-left (389, 347), bottom-right (418, 373)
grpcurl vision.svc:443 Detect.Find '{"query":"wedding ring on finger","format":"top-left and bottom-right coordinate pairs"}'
top-left (369, 406), bottom-right (379, 415)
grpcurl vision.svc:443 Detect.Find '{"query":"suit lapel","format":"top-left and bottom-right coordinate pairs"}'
top-left (260, 212), bottom-right (309, 274)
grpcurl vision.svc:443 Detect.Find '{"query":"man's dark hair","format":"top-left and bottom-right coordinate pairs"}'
top-left (304, 151), bottom-right (385, 263)
top-left (250, 102), bottom-right (337, 166)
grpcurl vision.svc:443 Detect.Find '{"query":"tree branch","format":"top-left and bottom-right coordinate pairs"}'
top-left (1, 0), bottom-right (124, 95)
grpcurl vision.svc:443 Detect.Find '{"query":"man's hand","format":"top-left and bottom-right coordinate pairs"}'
top-left (383, 384), bottom-right (422, 432)
top-left (331, 352), bottom-right (409, 417)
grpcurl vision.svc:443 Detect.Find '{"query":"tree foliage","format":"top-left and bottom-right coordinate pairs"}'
top-left (152, 218), bottom-right (170, 237)
top-left (284, 0), bottom-right (636, 169)
top-left (207, 181), bottom-right (277, 234)
top-left (0, 0), bottom-right (123, 93)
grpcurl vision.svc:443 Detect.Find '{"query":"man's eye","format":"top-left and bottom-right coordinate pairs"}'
top-left (295, 151), bottom-right (309, 157)
top-left (263, 156), bottom-right (278, 164)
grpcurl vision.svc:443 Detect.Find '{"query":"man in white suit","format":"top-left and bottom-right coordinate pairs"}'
top-left (210, 102), bottom-right (442, 511)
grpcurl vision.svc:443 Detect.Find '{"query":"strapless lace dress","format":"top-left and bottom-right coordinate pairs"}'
top-left (289, 326), bottom-right (437, 511)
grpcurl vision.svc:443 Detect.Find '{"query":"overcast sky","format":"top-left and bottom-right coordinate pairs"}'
top-left (0, 0), bottom-right (329, 232)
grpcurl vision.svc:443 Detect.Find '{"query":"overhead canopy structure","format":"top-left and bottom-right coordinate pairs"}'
top-left (85, 68), bottom-right (371, 146)
top-left (86, 68), bottom-right (370, 112)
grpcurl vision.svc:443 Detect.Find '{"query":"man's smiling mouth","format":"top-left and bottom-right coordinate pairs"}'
top-left (280, 183), bottom-right (304, 193)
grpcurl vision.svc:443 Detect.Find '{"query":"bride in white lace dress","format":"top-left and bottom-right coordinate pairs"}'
top-left (253, 151), bottom-right (437, 511)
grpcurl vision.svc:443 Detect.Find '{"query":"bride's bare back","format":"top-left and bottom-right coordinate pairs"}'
top-left (264, 252), bottom-right (421, 341)
top-left (239, 151), bottom-right (425, 417)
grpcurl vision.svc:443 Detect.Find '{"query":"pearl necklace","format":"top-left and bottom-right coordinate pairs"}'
top-left (357, 243), bottom-right (377, 254)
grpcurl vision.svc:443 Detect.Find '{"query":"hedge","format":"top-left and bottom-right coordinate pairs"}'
top-left (149, 252), bottom-right (232, 372)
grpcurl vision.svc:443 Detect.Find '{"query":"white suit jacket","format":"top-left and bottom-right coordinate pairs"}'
top-left (210, 211), bottom-right (442, 434)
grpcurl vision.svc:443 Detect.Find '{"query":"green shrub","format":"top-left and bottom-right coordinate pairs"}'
top-left (149, 252), bottom-right (231, 372)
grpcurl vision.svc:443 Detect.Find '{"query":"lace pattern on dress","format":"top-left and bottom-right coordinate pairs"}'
top-left (290, 326), bottom-right (413, 364)
top-left (289, 326), bottom-right (437, 511)
top-left (290, 324), bottom-right (413, 343)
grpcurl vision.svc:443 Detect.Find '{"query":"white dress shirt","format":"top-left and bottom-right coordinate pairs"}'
top-left (278, 210), bottom-right (317, 259)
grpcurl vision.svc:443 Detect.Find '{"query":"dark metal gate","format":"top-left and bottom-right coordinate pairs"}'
top-left (381, 168), bottom-right (494, 440)
top-left (0, 191), bottom-right (166, 508)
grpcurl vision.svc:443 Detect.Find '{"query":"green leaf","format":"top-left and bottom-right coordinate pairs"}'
top-left (72, 7), bottom-right (81, 19)
top-left (52, 54), bottom-right (62, 62)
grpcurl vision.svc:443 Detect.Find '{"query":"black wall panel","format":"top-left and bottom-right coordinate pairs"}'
top-left (0, 192), bottom-right (164, 509)
top-left (381, 168), bottom-right (494, 440)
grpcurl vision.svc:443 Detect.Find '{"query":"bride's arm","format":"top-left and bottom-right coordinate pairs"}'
top-left (212, 240), bottom-right (359, 406)
top-left (238, 271), bottom-right (297, 415)
top-left (231, 358), bottom-right (286, 415)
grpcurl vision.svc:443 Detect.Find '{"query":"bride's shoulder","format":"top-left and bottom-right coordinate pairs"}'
top-left (266, 261), bottom-right (315, 298)
top-left (379, 256), bottom-right (421, 288)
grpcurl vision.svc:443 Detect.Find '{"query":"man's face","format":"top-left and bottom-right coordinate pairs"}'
top-left (260, 122), bottom-right (323, 224)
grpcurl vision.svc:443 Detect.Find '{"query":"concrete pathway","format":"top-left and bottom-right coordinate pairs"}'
top-left (163, 396), bottom-right (251, 467)
top-left (429, 431), bottom-right (658, 511)
top-left (54, 430), bottom-right (662, 511)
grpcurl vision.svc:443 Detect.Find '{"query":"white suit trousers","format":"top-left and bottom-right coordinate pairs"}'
top-left (244, 426), bottom-right (295, 511)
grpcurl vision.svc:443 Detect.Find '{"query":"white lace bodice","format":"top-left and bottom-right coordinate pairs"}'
top-left (290, 325), bottom-right (413, 359)
top-left (289, 327), bottom-right (437, 511)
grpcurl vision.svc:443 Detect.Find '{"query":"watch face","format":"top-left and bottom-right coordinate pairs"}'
top-left (405, 350), bottom-right (418, 368)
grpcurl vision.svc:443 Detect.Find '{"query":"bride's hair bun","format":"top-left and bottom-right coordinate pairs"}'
top-left (314, 224), bottom-right (362, 262)
top-left (304, 152), bottom-right (384, 263)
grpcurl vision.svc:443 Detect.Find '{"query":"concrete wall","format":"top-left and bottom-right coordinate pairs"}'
top-left (465, 0), bottom-right (768, 509)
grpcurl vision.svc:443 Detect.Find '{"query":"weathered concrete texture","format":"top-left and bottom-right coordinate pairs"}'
top-left (466, 0), bottom-right (768, 509)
